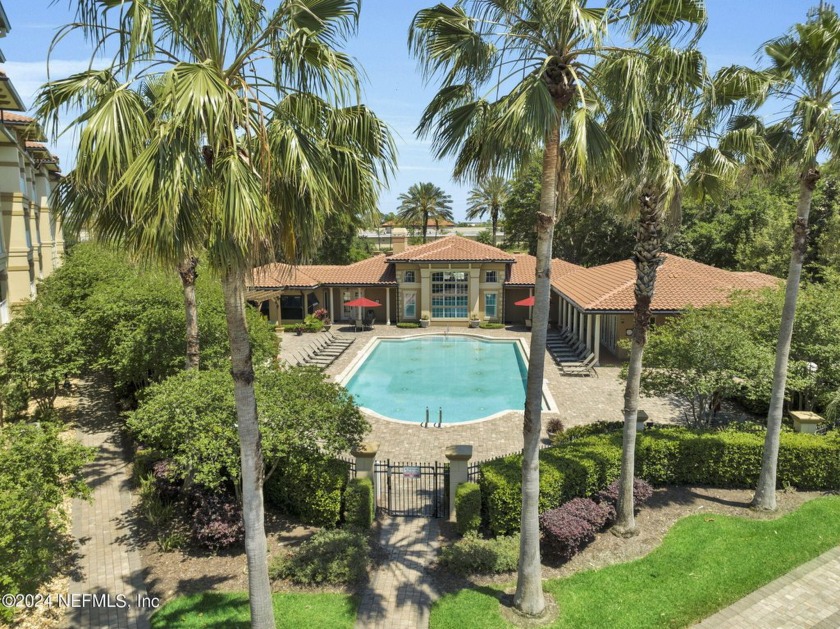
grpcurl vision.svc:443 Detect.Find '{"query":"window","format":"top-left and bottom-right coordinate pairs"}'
top-left (404, 291), bottom-right (416, 318)
top-left (485, 270), bottom-right (498, 283)
top-left (404, 270), bottom-right (415, 283)
top-left (485, 293), bottom-right (497, 319)
top-left (430, 271), bottom-right (468, 318)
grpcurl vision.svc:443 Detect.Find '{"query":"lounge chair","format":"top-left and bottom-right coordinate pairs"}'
top-left (560, 354), bottom-right (598, 377)
top-left (364, 317), bottom-right (376, 331)
top-left (355, 319), bottom-right (364, 332)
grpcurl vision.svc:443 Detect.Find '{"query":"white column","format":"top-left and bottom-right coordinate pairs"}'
top-left (555, 293), bottom-right (561, 328)
top-left (572, 307), bottom-right (578, 336)
top-left (330, 287), bottom-right (336, 320)
top-left (586, 313), bottom-right (594, 352)
top-left (386, 287), bottom-right (391, 325)
top-left (594, 314), bottom-right (601, 365)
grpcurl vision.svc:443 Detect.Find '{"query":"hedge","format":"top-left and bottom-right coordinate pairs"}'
top-left (264, 458), bottom-right (350, 527)
top-left (479, 426), bottom-right (840, 536)
top-left (455, 482), bottom-right (482, 535)
top-left (479, 440), bottom-right (622, 536)
top-left (344, 477), bottom-right (375, 529)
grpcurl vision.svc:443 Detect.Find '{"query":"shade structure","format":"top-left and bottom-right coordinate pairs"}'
top-left (514, 295), bottom-right (536, 307)
top-left (344, 297), bottom-right (381, 308)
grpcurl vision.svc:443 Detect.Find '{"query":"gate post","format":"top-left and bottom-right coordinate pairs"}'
top-left (352, 442), bottom-right (380, 503)
top-left (445, 445), bottom-right (473, 523)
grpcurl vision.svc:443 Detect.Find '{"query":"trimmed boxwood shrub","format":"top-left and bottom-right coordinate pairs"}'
top-left (269, 528), bottom-right (370, 585)
top-left (396, 322), bottom-right (419, 329)
top-left (344, 477), bottom-right (375, 529)
top-left (479, 440), bottom-right (622, 536)
top-left (438, 533), bottom-right (519, 575)
top-left (480, 426), bottom-right (840, 536)
top-left (455, 482), bottom-right (482, 535)
top-left (479, 322), bottom-right (505, 329)
top-left (264, 458), bottom-right (350, 527)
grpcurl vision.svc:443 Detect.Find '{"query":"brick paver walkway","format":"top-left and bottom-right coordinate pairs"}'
top-left (356, 517), bottom-right (441, 629)
top-left (68, 380), bottom-right (150, 629)
top-left (695, 546), bottom-right (840, 628)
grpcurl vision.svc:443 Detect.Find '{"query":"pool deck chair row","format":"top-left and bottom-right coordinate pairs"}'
top-left (547, 328), bottom-right (598, 377)
top-left (289, 332), bottom-right (355, 369)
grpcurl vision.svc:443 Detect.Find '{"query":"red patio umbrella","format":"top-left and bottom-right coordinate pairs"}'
top-left (514, 295), bottom-right (535, 307)
top-left (343, 297), bottom-right (381, 308)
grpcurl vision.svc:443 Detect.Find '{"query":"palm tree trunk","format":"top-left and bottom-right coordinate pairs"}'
top-left (221, 268), bottom-right (275, 629)
top-left (753, 166), bottom-right (819, 511)
top-left (178, 257), bottom-right (200, 370)
top-left (422, 211), bottom-right (429, 244)
top-left (615, 190), bottom-right (663, 536)
top-left (514, 130), bottom-right (559, 617)
top-left (492, 208), bottom-right (498, 246)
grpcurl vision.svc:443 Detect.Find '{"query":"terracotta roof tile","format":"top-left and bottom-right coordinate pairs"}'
top-left (0, 111), bottom-right (33, 123)
top-left (251, 255), bottom-right (396, 289)
top-left (507, 253), bottom-right (582, 285)
top-left (554, 254), bottom-right (780, 312)
top-left (387, 234), bottom-right (515, 262)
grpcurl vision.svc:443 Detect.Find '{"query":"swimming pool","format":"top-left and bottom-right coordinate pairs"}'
top-left (341, 335), bottom-right (537, 424)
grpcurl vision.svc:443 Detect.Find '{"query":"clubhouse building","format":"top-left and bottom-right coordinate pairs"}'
top-left (249, 230), bottom-right (778, 363)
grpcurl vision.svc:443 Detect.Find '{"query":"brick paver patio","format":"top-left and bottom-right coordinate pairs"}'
top-left (695, 546), bottom-right (840, 628)
top-left (356, 517), bottom-right (441, 629)
top-left (281, 325), bottom-right (682, 461)
top-left (68, 380), bottom-right (150, 629)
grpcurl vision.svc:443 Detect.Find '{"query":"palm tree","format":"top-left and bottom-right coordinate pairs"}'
top-left (410, 0), bottom-right (701, 616)
top-left (712, 5), bottom-right (840, 511)
top-left (39, 2), bottom-right (394, 627)
top-left (396, 182), bottom-right (454, 243)
top-left (466, 176), bottom-right (509, 245)
top-left (597, 38), bottom-right (712, 535)
top-left (45, 75), bottom-right (204, 371)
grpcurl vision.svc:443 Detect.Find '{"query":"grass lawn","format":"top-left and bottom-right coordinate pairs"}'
top-left (150, 592), bottom-right (357, 628)
top-left (431, 495), bottom-right (840, 629)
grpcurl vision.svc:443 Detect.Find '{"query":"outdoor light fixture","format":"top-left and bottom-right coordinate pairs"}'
top-left (625, 328), bottom-right (633, 336)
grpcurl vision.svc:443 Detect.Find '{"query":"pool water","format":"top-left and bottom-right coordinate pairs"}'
top-left (344, 336), bottom-right (529, 423)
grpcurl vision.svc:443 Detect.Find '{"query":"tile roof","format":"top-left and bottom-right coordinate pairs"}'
top-left (387, 234), bottom-right (515, 262)
top-left (507, 253), bottom-right (582, 285)
top-left (251, 255), bottom-right (396, 289)
top-left (0, 111), bottom-right (33, 123)
top-left (554, 254), bottom-right (781, 312)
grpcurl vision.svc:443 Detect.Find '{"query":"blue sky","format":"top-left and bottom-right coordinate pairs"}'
top-left (0, 0), bottom-right (818, 220)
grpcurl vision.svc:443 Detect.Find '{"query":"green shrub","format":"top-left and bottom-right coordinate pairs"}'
top-left (455, 482), bottom-right (482, 535)
top-left (438, 533), bottom-right (519, 575)
top-left (132, 448), bottom-right (164, 486)
top-left (396, 322), bottom-right (419, 329)
top-left (344, 477), bottom-right (375, 529)
top-left (635, 428), bottom-right (840, 489)
top-left (0, 423), bottom-right (93, 621)
top-left (480, 440), bottom-right (622, 536)
top-left (479, 322), bottom-right (505, 329)
top-left (552, 421), bottom-right (625, 444)
top-left (269, 528), bottom-right (370, 585)
top-left (480, 426), bottom-right (840, 536)
top-left (265, 458), bottom-right (351, 527)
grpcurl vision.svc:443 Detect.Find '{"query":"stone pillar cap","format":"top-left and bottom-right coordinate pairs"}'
top-left (445, 445), bottom-right (473, 461)
top-left (351, 442), bottom-right (380, 457)
top-left (790, 411), bottom-right (823, 423)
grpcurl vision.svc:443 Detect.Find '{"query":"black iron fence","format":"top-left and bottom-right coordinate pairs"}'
top-left (373, 460), bottom-right (449, 518)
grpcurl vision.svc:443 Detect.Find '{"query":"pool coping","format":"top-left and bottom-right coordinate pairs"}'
top-left (334, 332), bottom-right (558, 426)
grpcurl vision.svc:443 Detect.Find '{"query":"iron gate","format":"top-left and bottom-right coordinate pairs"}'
top-left (373, 460), bottom-right (449, 518)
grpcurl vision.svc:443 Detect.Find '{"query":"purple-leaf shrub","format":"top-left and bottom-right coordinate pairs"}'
top-left (151, 459), bottom-right (182, 500)
top-left (560, 497), bottom-right (611, 530)
top-left (191, 492), bottom-right (244, 550)
top-left (539, 508), bottom-right (596, 561)
top-left (597, 477), bottom-right (654, 512)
